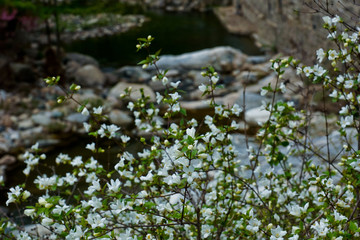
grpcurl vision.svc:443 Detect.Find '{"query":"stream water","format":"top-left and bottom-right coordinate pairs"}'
top-left (65, 10), bottom-right (262, 68)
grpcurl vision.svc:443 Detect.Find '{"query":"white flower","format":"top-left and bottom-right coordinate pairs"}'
top-left (311, 219), bottom-right (329, 236)
top-left (289, 235), bottom-right (299, 240)
top-left (303, 66), bottom-right (313, 77)
top-left (211, 75), bottom-right (219, 84)
top-left (329, 89), bottom-right (338, 98)
top-left (88, 196), bottom-right (103, 210)
top-left (170, 102), bottom-right (180, 112)
top-left (121, 135), bottom-right (130, 143)
top-left (340, 115), bottom-right (354, 128)
top-left (169, 92), bottom-right (180, 101)
top-left (71, 156), bottom-right (83, 167)
top-left (334, 210), bottom-right (347, 222)
top-left (93, 106), bottom-right (103, 115)
top-left (41, 217), bottom-right (54, 226)
top-left (83, 122), bottom-right (91, 132)
top-left (270, 226), bottom-right (286, 240)
top-left (140, 170), bottom-right (153, 181)
top-left (344, 80), bottom-right (354, 89)
top-left (86, 142), bottom-right (96, 151)
top-left (145, 234), bottom-right (154, 240)
top-left (316, 48), bottom-right (325, 63)
top-left (127, 102), bottom-right (134, 111)
top-left (199, 84), bottom-right (207, 92)
top-left (246, 218), bottom-right (261, 232)
top-left (31, 142), bottom-right (39, 151)
top-left (296, 67), bottom-right (302, 75)
top-left (151, 75), bottom-right (158, 82)
top-left (339, 106), bottom-right (349, 115)
top-left (322, 16), bottom-right (332, 25)
top-left (108, 124), bottom-right (120, 138)
top-left (336, 75), bottom-right (345, 84)
top-left (87, 213), bottom-right (107, 229)
top-left (156, 92), bottom-right (163, 104)
top-left (170, 81), bottom-right (181, 88)
top-left (201, 224), bottom-right (212, 238)
top-left (215, 105), bottom-right (223, 115)
top-left (328, 49), bottom-right (338, 60)
top-left (332, 15), bottom-right (341, 24)
top-left (279, 82), bottom-right (286, 93)
top-left (108, 179), bottom-right (121, 193)
top-left (186, 127), bottom-right (196, 138)
top-left (81, 107), bottom-right (89, 116)
top-left (162, 76), bottom-right (169, 85)
top-left (260, 88), bottom-right (268, 96)
top-left (231, 104), bottom-right (242, 116)
top-left (24, 208), bottom-right (36, 217)
top-left (64, 173), bottom-right (77, 185)
top-left (350, 159), bottom-right (360, 171)
top-left (66, 226), bottom-right (84, 240)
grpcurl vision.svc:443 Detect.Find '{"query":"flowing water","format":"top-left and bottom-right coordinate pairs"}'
top-left (65, 10), bottom-right (262, 68)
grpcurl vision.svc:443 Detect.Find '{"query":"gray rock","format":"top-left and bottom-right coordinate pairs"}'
top-left (66, 113), bottom-right (89, 123)
top-left (0, 142), bottom-right (9, 154)
top-left (187, 70), bottom-right (208, 86)
top-left (37, 139), bottom-right (61, 148)
top-left (246, 55), bottom-right (269, 64)
top-left (74, 64), bottom-right (106, 87)
top-left (9, 63), bottom-right (36, 83)
top-left (114, 66), bottom-right (151, 83)
top-left (108, 82), bottom-right (156, 102)
top-left (245, 73), bottom-right (277, 93)
top-left (19, 127), bottom-right (44, 147)
top-left (245, 106), bottom-right (270, 126)
top-left (18, 119), bottom-right (34, 130)
top-left (65, 52), bottom-right (99, 67)
top-left (152, 46), bottom-right (247, 72)
top-left (65, 60), bottom-right (81, 80)
top-left (109, 110), bottom-right (133, 126)
top-left (0, 155), bottom-right (16, 166)
top-left (31, 112), bottom-right (52, 126)
top-left (235, 71), bottom-right (265, 85)
top-left (223, 91), bottom-right (265, 110)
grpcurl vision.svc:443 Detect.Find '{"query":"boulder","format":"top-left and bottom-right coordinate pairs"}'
top-left (246, 55), bottom-right (269, 64)
top-left (65, 52), bottom-right (99, 67)
top-left (66, 113), bottom-right (89, 123)
top-left (245, 107), bottom-right (270, 126)
top-left (109, 110), bottom-right (133, 126)
top-left (245, 73), bottom-right (277, 94)
top-left (74, 64), bottom-right (106, 87)
top-left (9, 63), bottom-right (36, 83)
top-left (187, 70), bottom-right (208, 86)
top-left (235, 71), bottom-right (266, 85)
top-left (31, 112), bottom-right (53, 126)
top-left (152, 46), bottom-right (247, 72)
top-left (108, 82), bottom-right (156, 102)
top-left (114, 66), bottom-right (151, 83)
top-left (0, 155), bottom-right (16, 166)
top-left (222, 91), bottom-right (265, 110)
top-left (65, 60), bottom-right (81, 81)
top-left (0, 57), bottom-right (14, 88)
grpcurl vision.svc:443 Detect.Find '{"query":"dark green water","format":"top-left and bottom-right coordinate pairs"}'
top-left (64, 10), bottom-right (262, 68)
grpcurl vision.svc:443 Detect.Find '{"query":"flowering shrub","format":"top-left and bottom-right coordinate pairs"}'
top-left (2, 16), bottom-right (360, 239)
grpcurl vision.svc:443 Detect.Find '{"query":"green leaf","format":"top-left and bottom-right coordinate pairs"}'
top-left (349, 221), bottom-right (358, 232)
top-left (137, 59), bottom-right (148, 65)
top-left (155, 49), bottom-right (162, 56)
top-left (180, 108), bottom-right (187, 116)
